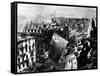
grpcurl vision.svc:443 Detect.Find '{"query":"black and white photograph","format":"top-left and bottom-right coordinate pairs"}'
top-left (15, 2), bottom-right (97, 73)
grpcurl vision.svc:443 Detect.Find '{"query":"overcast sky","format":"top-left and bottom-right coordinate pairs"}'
top-left (17, 3), bottom-right (96, 32)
